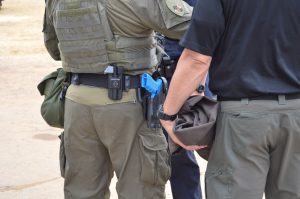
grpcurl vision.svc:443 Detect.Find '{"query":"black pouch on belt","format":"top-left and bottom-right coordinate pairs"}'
top-left (108, 66), bottom-right (123, 100)
top-left (158, 56), bottom-right (177, 80)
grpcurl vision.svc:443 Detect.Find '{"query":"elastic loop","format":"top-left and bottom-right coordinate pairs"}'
top-left (278, 95), bottom-right (286, 105)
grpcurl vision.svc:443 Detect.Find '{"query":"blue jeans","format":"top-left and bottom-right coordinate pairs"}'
top-left (163, 130), bottom-right (202, 199)
top-left (170, 149), bottom-right (202, 199)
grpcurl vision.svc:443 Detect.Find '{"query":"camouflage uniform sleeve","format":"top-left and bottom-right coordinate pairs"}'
top-left (131, 0), bottom-right (193, 39)
top-left (43, 0), bottom-right (60, 61)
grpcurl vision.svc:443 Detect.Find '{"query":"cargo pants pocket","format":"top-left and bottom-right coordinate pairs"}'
top-left (58, 131), bottom-right (66, 178)
top-left (139, 133), bottom-right (171, 186)
top-left (205, 167), bottom-right (233, 199)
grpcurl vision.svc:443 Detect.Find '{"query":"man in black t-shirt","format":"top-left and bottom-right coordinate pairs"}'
top-left (160, 0), bottom-right (300, 199)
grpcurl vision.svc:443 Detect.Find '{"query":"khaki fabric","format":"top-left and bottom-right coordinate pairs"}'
top-left (66, 85), bottom-right (137, 106)
top-left (105, 0), bottom-right (192, 38)
top-left (43, 0), bottom-right (192, 74)
top-left (63, 99), bottom-right (170, 199)
top-left (206, 99), bottom-right (300, 199)
top-left (43, 23), bottom-right (60, 61)
top-left (44, 0), bottom-right (192, 38)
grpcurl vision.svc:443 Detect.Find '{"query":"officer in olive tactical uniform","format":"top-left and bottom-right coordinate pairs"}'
top-left (43, 0), bottom-right (192, 198)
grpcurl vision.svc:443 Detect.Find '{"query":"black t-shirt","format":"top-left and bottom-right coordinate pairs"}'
top-left (180, 0), bottom-right (300, 99)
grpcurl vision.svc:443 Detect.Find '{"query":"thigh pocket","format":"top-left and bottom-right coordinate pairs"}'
top-left (205, 168), bottom-right (233, 199)
top-left (139, 133), bottom-right (171, 186)
top-left (58, 131), bottom-right (66, 178)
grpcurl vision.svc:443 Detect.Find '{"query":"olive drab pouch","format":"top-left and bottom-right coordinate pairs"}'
top-left (37, 68), bottom-right (69, 128)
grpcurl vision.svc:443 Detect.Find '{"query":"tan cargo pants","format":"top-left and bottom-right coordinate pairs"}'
top-left (62, 99), bottom-right (170, 199)
top-left (206, 98), bottom-right (300, 199)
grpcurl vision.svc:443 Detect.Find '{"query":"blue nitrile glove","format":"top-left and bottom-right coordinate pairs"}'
top-left (141, 73), bottom-right (162, 98)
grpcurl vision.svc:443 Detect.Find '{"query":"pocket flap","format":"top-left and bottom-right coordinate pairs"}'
top-left (37, 68), bottom-right (67, 96)
top-left (139, 134), bottom-right (168, 151)
top-left (37, 69), bottom-right (60, 95)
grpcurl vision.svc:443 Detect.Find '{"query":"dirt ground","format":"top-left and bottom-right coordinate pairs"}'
top-left (0, 0), bottom-right (207, 198)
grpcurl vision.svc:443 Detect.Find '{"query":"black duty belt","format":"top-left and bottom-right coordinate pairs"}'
top-left (217, 93), bottom-right (300, 101)
top-left (71, 73), bottom-right (141, 91)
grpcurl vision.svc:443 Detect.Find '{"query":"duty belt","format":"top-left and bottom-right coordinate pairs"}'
top-left (71, 73), bottom-right (141, 91)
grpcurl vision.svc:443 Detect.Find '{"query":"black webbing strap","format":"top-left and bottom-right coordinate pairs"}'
top-left (71, 73), bottom-right (141, 90)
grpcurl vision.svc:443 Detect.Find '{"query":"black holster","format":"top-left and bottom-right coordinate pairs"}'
top-left (138, 76), bottom-right (168, 129)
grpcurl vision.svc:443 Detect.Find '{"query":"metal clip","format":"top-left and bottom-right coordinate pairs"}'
top-left (124, 76), bottom-right (131, 92)
top-left (104, 65), bottom-right (114, 74)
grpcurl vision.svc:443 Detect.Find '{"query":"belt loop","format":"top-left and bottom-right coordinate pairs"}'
top-left (241, 98), bottom-right (249, 105)
top-left (278, 95), bottom-right (286, 105)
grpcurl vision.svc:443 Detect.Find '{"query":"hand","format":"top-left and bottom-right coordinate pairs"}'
top-left (160, 119), bottom-right (206, 151)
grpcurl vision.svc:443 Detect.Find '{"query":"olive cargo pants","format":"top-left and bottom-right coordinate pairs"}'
top-left (206, 98), bottom-right (300, 199)
top-left (62, 99), bottom-right (170, 199)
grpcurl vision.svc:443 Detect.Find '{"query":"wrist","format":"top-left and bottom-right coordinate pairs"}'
top-left (158, 105), bottom-right (177, 121)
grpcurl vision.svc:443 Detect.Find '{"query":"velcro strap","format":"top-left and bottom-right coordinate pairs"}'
top-left (71, 73), bottom-right (141, 90)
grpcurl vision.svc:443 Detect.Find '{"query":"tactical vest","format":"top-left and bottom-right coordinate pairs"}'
top-left (53, 0), bottom-right (158, 73)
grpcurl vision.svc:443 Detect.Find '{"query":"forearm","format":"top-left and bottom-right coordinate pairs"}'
top-left (163, 48), bottom-right (212, 115)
